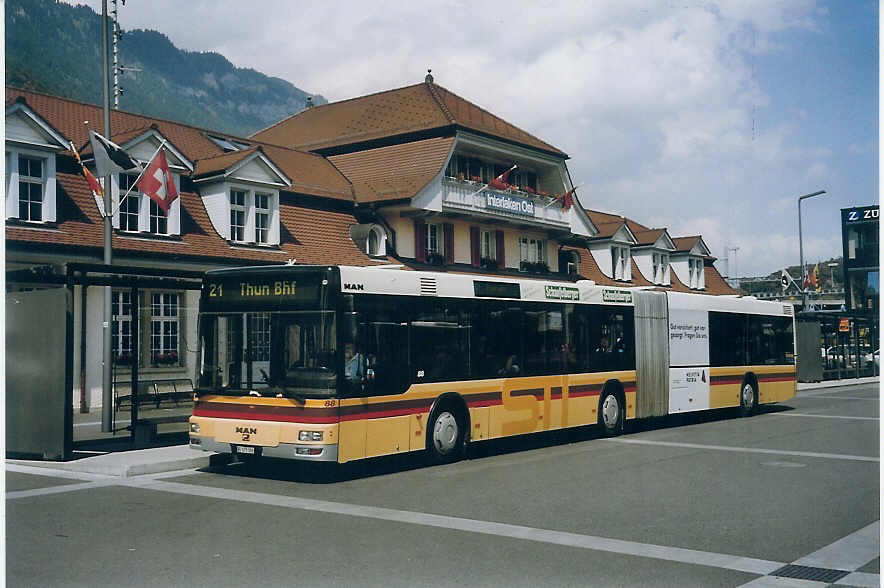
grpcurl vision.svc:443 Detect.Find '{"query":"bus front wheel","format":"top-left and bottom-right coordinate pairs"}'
top-left (426, 406), bottom-right (465, 464)
top-left (739, 379), bottom-right (758, 417)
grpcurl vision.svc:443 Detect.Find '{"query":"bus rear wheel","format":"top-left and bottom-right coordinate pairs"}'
top-left (427, 406), bottom-right (465, 464)
top-left (599, 389), bottom-right (624, 436)
top-left (739, 379), bottom-right (758, 417)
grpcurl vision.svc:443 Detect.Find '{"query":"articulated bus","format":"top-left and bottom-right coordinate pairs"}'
top-left (189, 265), bottom-right (796, 464)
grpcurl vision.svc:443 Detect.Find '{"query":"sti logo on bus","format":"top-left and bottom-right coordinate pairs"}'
top-left (343, 283), bottom-right (365, 291)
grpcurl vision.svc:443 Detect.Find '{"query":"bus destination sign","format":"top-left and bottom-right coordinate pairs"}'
top-left (207, 280), bottom-right (298, 299)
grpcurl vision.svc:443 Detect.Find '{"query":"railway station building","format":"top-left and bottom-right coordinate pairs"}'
top-left (5, 74), bottom-right (736, 416)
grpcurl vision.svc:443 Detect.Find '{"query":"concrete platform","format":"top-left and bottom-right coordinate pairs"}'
top-left (7, 445), bottom-right (227, 478)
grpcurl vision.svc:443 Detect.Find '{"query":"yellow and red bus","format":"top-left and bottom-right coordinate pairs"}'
top-left (189, 265), bottom-right (796, 464)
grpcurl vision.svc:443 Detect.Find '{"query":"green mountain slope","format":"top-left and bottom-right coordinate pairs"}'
top-left (5, 0), bottom-right (325, 137)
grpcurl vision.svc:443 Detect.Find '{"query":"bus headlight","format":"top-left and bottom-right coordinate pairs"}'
top-left (190, 422), bottom-right (200, 433)
top-left (299, 431), bottom-right (323, 441)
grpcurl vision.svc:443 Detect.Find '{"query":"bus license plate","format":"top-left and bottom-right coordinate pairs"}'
top-left (235, 445), bottom-right (255, 455)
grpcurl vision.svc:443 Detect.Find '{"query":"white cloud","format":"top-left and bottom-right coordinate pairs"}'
top-left (63, 0), bottom-right (856, 277)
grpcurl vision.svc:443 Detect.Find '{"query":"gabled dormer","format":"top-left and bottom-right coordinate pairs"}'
top-left (631, 229), bottom-right (677, 286)
top-left (671, 236), bottom-right (712, 290)
top-left (96, 126), bottom-right (193, 237)
top-left (193, 146), bottom-right (291, 246)
top-left (586, 218), bottom-right (638, 282)
top-left (5, 98), bottom-right (70, 224)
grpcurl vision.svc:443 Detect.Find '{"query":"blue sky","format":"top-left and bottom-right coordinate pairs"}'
top-left (69, 0), bottom-right (878, 277)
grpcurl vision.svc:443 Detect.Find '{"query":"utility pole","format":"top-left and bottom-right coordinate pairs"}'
top-left (797, 190), bottom-right (826, 311)
top-left (101, 0), bottom-right (114, 432)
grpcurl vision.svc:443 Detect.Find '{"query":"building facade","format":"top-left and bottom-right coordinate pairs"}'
top-left (5, 75), bottom-right (735, 410)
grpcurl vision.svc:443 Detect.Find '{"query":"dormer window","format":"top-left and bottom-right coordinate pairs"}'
top-left (230, 190), bottom-right (246, 241)
top-left (225, 185), bottom-right (280, 245)
top-left (6, 149), bottom-right (56, 223)
top-left (17, 155), bottom-right (44, 221)
top-left (652, 252), bottom-right (670, 284)
top-left (208, 135), bottom-right (250, 152)
top-left (688, 258), bottom-right (704, 289)
top-left (611, 245), bottom-right (631, 281)
top-left (115, 172), bottom-right (176, 236)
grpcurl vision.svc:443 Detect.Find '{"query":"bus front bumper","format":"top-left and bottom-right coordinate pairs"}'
top-left (190, 436), bottom-right (339, 462)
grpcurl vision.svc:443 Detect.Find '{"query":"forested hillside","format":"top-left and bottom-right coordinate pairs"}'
top-left (6, 0), bottom-right (325, 136)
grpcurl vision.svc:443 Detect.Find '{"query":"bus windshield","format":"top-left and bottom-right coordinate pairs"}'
top-left (197, 310), bottom-right (337, 398)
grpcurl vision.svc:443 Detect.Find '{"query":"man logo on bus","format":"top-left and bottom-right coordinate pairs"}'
top-left (344, 283), bottom-right (365, 291)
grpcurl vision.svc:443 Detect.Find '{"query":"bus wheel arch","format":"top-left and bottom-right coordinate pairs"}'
top-left (739, 373), bottom-right (759, 417)
top-left (598, 380), bottom-right (626, 436)
top-left (426, 392), bottom-right (470, 463)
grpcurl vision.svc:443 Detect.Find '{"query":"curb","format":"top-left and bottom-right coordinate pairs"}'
top-left (8, 447), bottom-right (229, 478)
top-left (797, 376), bottom-right (879, 392)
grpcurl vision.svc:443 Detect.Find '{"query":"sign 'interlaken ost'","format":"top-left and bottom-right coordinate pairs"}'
top-left (485, 192), bottom-right (535, 217)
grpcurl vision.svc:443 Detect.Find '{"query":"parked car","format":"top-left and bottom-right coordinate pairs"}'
top-left (863, 349), bottom-right (879, 367)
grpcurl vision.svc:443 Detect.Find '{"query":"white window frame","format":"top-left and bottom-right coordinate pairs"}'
top-left (481, 229), bottom-right (497, 260)
top-left (230, 189), bottom-right (247, 242)
top-left (427, 223), bottom-right (444, 256)
top-left (225, 184), bottom-right (280, 246)
top-left (254, 192), bottom-right (271, 244)
top-left (611, 245), bottom-right (630, 281)
top-left (688, 257), bottom-right (705, 289)
top-left (112, 168), bottom-right (180, 236)
top-left (150, 292), bottom-right (180, 366)
top-left (519, 236), bottom-right (547, 267)
top-left (112, 290), bottom-right (133, 364)
top-left (5, 146), bottom-right (57, 223)
top-left (366, 225), bottom-right (386, 256)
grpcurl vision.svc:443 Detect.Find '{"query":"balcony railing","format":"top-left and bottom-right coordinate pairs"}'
top-left (441, 177), bottom-right (570, 228)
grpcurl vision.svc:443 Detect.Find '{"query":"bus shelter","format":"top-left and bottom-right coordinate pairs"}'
top-left (797, 311), bottom-right (878, 382)
top-left (6, 263), bottom-right (203, 459)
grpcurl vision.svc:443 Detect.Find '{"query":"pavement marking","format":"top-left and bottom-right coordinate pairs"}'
top-left (793, 521), bottom-right (880, 572)
top-left (836, 571), bottom-right (881, 587)
top-left (6, 480), bottom-right (119, 500)
top-left (133, 478), bottom-right (785, 576)
top-left (737, 577), bottom-right (828, 587)
top-left (736, 522), bottom-right (880, 587)
top-left (798, 395), bottom-right (879, 401)
top-left (604, 438), bottom-right (879, 462)
top-left (776, 413), bottom-right (879, 421)
top-left (5, 463), bottom-right (115, 482)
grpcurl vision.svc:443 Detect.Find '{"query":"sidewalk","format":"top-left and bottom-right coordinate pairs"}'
top-left (7, 445), bottom-right (228, 478)
top-left (797, 376), bottom-right (879, 391)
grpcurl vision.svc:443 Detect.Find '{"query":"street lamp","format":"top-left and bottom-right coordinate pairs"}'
top-left (798, 190), bottom-right (826, 310)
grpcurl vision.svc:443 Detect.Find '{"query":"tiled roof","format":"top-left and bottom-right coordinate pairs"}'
top-left (252, 80), bottom-right (567, 157)
top-left (193, 147), bottom-right (259, 178)
top-left (631, 228), bottom-right (667, 246)
top-left (328, 136), bottom-right (454, 203)
top-left (703, 264), bottom-right (739, 295)
top-left (5, 170), bottom-right (374, 267)
top-left (590, 220), bottom-right (627, 239)
top-left (6, 88), bottom-right (354, 201)
top-left (672, 236), bottom-right (702, 253)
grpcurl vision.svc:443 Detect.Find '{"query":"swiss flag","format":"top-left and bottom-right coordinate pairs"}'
top-left (136, 150), bottom-right (178, 212)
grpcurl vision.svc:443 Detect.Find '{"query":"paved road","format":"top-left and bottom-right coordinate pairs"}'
top-left (7, 383), bottom-right (879, 587)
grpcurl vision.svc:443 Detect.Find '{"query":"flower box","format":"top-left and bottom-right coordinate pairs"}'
top-left (426, 252), bottom-right (445, 266)
top-left (480, 257), bottom-right (499, 270)
top-left (152, 351), bottom-right (179, 365)
top-left (520, 261), bottom-right (549, 273)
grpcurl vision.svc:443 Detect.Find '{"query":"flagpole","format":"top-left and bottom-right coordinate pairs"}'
top-left (101, 0), bottom-right (114, 432)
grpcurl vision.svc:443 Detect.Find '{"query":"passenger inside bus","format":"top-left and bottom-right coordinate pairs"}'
top-left (344, 342), bottom-right (366, 381)
top-left (499, 354), bottom-right (520, 376)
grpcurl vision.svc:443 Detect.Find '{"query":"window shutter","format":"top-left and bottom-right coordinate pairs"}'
top-left (495, 230), bottom-right (506, 268)
top-left (414, 219), bottom-right (426, 263)
top-left (470, 226), bottom-right (480, 267)
top-left (443, 223), bottom-right (454, 264)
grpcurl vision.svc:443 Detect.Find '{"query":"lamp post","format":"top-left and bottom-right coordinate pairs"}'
top-left (798, 190), bottom-right (826, 311)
